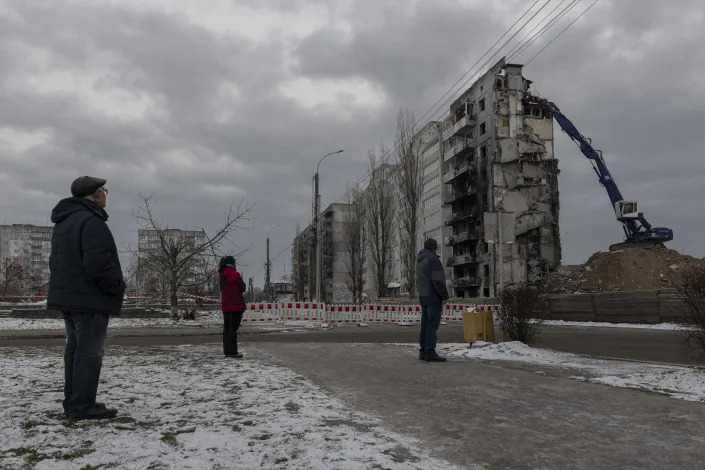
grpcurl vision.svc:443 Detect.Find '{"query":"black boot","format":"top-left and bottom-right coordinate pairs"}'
top-left (424, 352), bottom-right (447, 363)
top-left (419, 351), bottom-right (426, 361)
top-left (69, 403), bottom-right (118, 421)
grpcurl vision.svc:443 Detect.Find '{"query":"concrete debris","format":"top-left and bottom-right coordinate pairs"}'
top-left (543, 247), bottom-right (705, 294)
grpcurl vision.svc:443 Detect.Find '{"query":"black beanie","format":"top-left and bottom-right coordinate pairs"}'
top-left (424, 238), bottom-right (438, 251)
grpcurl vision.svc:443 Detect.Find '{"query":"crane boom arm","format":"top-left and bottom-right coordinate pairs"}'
top-left (535, 99), bottom-right (672, 244)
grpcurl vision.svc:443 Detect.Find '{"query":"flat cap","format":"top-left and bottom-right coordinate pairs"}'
top-left (71, 176), bottom-right (106, 197)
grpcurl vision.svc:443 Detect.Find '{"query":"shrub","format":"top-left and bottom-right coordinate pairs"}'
top-left (674, 265), bottom-right (705, 356)
top-left (497, 284), bottom-right (546, 344)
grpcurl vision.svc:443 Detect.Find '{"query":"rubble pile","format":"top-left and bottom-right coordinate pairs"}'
top-left (544, 246), bottom-right (705, 294)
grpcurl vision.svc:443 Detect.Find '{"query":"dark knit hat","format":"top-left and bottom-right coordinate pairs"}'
top-left (424, 238), bottom-right (438, 251)
top-left (70, 176), bottom-right (106, 197)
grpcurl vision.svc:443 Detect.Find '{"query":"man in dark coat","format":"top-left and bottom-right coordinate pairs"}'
top-left (48, 176), bottom-right (125, 421)
top-left (416, 238), bottom-right (449, 362)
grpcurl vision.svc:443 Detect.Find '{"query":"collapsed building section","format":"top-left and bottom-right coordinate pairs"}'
top-left (442, 59), bottom-right (560, 297)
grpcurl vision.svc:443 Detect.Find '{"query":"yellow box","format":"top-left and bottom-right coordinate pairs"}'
top-left (462, 309), bottom-right (495, 343)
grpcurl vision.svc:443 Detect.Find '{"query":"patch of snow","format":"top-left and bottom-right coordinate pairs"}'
top-left (542, 320), bottom-right (686, 330)
top-left (431, 342), bottom-right (705, 403)
top-left (0, 311), bottom-right (328, 332)
top-left (0, 345), bottom-right (465, 469)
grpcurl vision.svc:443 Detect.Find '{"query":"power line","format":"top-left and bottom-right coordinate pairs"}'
top-left (505, 0), bottom-right (573, 59)
top-left (407, 0), bottom-right (546, 131)
top-left (509, 0), bottom-right (584, 61)
top-left (328, 0), bottom-right (555, 209)
top-left (525, 0), bottom-right (600, 66)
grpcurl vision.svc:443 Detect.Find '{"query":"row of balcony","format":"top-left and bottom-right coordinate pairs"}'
top-left (443, 139), bottom-right (474, 163)
top-left (449, 276), bottom-right (480, 288)
top-left (446, 253), bottom-right (477, 267)
top-left (442, 185), bottom-right (478, 205)
top-left (444, 209), bottom-right (478, 226)
top-left (444, 230), bottom-right (480, 246)
top-left (442, 162), bottom-right (472, 184)
top-left (443, 114), bottom-right (476, 141)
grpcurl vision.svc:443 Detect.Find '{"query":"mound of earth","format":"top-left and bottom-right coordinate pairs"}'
top-left (544, 247), bottom-right (705, 294)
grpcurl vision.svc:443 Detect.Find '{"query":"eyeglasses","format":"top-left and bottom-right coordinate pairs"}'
top-left (99, 187), bottom-right (108, 195)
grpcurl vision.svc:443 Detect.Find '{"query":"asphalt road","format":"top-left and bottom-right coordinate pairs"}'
top-left (1, 323), bottom-right (701, 366)
top-left (252, 342), bottom-right (705, 470)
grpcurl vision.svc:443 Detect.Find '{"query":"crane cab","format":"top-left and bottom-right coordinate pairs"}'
top-left (615, 200), bottom-right (639, 220)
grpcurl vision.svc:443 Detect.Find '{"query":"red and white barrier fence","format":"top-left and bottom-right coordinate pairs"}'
top-left (232, 301), bottom-right (498, 325)
top-left (4, 290), bottom-right (498, 325)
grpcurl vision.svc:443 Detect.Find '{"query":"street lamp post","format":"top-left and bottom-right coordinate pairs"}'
top-left (312, 150), bottom-right (344, 303)
top-left (265, 224), bottom-right (280, 302)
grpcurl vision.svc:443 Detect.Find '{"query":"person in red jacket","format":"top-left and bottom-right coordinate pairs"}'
top-left (219, 256), bottom-right (247, 358)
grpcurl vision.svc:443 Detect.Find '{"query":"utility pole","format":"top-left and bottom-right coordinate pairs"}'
top-left (265, 237), bottom-right (271, 302)
top-left (313, 172), bottom-right (321, 303)
top-left (248, 277), bottom-right (254, 303)
top-left (312, 150), bottom-right (344, 303)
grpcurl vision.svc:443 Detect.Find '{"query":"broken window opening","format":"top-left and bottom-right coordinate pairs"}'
top-left (480, 122), bottom-right (487, 135)
top-left (479, 98), bottom-right (486, 112)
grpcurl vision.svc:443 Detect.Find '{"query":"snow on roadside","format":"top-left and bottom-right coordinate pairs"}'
top-left (423, 342), bottom-right (705, 403)
top-left (0, 311), bottom-right (327, 332)
top-left (0, 344), bottom-right (466, 470)
top-left (542, 320), bottom-right (686, 330)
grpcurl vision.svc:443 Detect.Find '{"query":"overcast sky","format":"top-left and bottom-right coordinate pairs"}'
top-left (1, 0), bottom-right (703, 286)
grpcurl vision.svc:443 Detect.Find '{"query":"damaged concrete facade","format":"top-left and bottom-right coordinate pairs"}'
top-left (441, 59), bottom-right (560, 297)
top-left (292, 202), bottom-right (356, 303)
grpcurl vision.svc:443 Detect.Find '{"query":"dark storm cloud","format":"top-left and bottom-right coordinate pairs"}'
top-left (0, 0), bottom-right (702, 288)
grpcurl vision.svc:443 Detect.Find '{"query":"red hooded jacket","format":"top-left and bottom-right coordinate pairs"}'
top-left (219, 266), bottom-right (247, 312)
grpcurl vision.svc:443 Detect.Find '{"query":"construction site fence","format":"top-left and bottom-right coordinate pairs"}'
top-left (236, 302), bottom-right (499, 324)
top-left (3, 292), bottom-right (499, 324)
top-left (545, 289), bottom-right (687, 324)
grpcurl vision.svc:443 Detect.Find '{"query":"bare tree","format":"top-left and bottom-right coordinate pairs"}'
top-left (344, 185), bottom-right (367, 304)
top-left (395, 107), bottom-right (422, 298)
top-left (0, 258), bottom-right (25, 297)
top-left (131, 194), bottom-right (254, 316)
top-left (366, 146), bottom-right (396, 298)
top-left (675, 265), bottom-right (705, 357)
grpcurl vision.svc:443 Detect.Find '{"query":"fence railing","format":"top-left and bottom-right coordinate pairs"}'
top-left (544, 289), bottom-right (686, 324)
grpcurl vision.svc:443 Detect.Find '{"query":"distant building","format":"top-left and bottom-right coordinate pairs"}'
top-left (292, 203), bottom-right (355, 304)
top-left (270, 280), bottom-right (294, 302)
top-left (137, 229), bottom-right (207, 293)
top-left (0, 224), bottom-right (52, 292)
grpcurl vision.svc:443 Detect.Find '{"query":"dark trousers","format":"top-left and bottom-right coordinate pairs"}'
top-left (419, 303), bottom-right (443, 354)
top-left (63, 312), bottom-right (109, 413)
top-left (223, 311), bottom-right (244, 356)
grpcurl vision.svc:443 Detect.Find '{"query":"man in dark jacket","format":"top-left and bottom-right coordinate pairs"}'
top-left (48, 176), bottom-right (125, 421)
top-left (416, 238), bottom-right (449, 362)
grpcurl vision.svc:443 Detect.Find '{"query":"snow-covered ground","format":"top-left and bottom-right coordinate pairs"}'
top-left (428, 342), bottom-right (705, 402)
top-left (0, 344), bottom-right (464, 470)
top-left (0, 311), bottom-right (328, 332)
top-left (542, 319), bottom-right (686, 330)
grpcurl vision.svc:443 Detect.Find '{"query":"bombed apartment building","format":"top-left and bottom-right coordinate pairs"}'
top-left (440, 58), bottom-right (560, 297)
top-left (292, 202), bottom-right (356, 304)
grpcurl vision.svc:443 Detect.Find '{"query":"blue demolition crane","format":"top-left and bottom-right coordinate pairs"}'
top-left (537, 98), bottom-right (673, 250)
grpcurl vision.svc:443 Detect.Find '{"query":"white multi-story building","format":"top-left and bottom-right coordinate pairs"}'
top-left (137, 229), bottom-right (207, 291)
top-left (415, 122), bottom-right (453, 281)
top-left (0, 224), bottom-right (53, 290)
